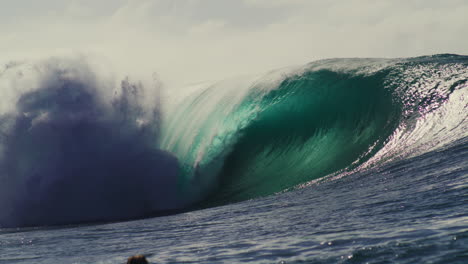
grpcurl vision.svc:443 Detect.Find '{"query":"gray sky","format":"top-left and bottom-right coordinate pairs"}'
top-left (1, 0), bottom-right (467, 85)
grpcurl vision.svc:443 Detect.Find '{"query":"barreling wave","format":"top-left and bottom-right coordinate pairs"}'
top-left (0, 54), bottom-right (466, 227)
top-left (160, 54), bottom-right (468, 207)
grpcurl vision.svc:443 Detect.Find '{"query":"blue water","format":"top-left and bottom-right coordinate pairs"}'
top-left (1, 139), bottom-right (466, 263)
top-left (0, 55), bottom-right (467, 263)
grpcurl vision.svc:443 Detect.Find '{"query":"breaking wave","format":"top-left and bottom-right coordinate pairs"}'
top-left (1, 54), bottom-right (466, 227)
top-left (159, 54), bottom-right (468, 206)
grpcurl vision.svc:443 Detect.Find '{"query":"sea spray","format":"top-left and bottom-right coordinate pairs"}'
top-left (0, 54), bottom-right (466, 227)
top-left (0, 57), bottom-right (181, 227)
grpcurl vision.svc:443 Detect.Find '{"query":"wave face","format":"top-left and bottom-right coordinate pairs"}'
top-left (0, 54), bottom-right (466, 227)
top-left (0, 58), bottom-right (181, 227)
top-left (160, 54), bottom-right (468, 206)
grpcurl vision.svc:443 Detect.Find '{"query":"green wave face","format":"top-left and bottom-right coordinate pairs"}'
top-left (204, 70), bottom-right (399, 204)
top-left (160, 55), bottom-right (468, 207)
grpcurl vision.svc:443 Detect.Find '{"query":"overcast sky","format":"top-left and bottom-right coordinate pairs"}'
top-left (1, 0), bottom-right (467, 85)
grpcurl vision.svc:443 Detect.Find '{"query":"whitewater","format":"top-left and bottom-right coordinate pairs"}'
top-left (0, 54), bottom-right (467, 263)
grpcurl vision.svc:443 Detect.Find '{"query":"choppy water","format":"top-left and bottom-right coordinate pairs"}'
top-left (1, 138), bottom-right (467, 263)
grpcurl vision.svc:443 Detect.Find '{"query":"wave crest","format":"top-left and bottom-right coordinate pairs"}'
top-left (160, 55), bottom-right (468, 207)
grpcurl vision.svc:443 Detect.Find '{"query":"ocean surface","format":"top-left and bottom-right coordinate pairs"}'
top-left (0, 54), bottom-right (467, 263)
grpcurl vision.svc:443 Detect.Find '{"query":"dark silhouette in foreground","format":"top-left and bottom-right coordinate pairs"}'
top-left (127, 255), bottom-right (149, 264)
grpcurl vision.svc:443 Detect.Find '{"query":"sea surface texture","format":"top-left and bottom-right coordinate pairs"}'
top-left (0, 54), bottom-right (467, 263)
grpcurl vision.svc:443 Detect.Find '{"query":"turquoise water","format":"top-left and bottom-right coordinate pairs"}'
top-left (159, 54), bottom-right (467, 208)
top-left (0, 54), bottom-right (467, 263)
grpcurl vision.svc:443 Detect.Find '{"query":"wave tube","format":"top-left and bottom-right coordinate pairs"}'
top-left (1, 54), bottom-right (466, 227)
top-left (160, 54), bottom-right (468, 207)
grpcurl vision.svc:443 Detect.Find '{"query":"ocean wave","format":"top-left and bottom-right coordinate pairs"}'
top-left (160, 54), bottom-right (468, 207)
top-left (0, 54), bottom-right (466, 227)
